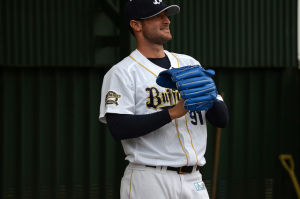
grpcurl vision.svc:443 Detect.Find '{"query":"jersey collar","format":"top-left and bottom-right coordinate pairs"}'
top-left (164, 50), bottom-right (180, 68)
top-left (130, 49), bottom-right (180, 76)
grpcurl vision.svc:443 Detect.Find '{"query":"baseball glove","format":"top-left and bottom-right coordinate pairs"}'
top-left (156, 65), bottom-right (217, 111)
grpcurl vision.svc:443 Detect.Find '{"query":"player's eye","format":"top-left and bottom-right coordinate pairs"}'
top-left (156, 12), bottom-right (169, 20)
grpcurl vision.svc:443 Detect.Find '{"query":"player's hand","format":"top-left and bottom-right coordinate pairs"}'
top-left (168, 99), bottom-right (188, 120)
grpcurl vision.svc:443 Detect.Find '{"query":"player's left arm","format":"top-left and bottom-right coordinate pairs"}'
top-left (205, 99), bottom-right (229, 128)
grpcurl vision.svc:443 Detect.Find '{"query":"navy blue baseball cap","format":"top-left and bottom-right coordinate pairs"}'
top-left (124, 0), bottom-right (180, 28)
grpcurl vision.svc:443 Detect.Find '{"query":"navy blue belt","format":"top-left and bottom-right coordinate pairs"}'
top-left (146, 165), bottom-right (200, 174)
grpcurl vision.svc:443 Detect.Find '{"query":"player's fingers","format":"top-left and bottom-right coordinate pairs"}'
top-left (203, 69), bottom-right (215, 77)
top-left (180, 84), bottom-right (217, 99)
top-left (156, 70), bottom-right (177, 89)
top-left (172, 66), bottom-right (206, 81)
top-left (176, 76), bottom-right (214, 90)
top-left (184, 100), bottom-right (215, 111)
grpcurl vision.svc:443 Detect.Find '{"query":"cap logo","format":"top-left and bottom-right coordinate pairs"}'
top-left (153, 0), bottom-right (162, 5)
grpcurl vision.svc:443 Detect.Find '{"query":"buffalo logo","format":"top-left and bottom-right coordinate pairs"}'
top-left (145, 87), bottom-right (180, 110)
top-left (105, 91), bottom-right (121, 106)
top-left (153, 0), bottom-right (162, 5)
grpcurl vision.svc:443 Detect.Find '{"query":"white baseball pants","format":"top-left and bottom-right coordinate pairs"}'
top-left (120, 163), bottom-right (210, 199)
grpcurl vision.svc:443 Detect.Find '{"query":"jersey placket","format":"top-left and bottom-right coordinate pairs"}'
top-left (175, 118), bottom-right (199, 166)
top-left (169, 52), bottom-right (199, 166)
top-left (129, 51), bottom-right (199, 166)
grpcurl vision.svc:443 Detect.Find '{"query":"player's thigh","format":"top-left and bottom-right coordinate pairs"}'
top-left (120, 167), bottom-right (133, 199)
top-left (181, 172), bottom-right (210, 199)
top-left (120, 168), bottom-right (179, 199)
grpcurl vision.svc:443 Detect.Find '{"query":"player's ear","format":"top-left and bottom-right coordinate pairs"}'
top-left (130, 20), bottom-right (142, 32)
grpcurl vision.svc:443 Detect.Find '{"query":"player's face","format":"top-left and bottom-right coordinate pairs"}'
top-left (141, 11), bottom-right (172, 45)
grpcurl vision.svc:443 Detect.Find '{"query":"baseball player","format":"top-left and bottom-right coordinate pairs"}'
top-left (99, 0), bottom-right (229, 198)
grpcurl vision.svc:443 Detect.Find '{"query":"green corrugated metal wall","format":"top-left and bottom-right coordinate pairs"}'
top-left (1, 0), bottom-right (297, 67)
top-left (0, 68), bottom-right (125, 198)
top-left (0, 0), bottom-right (93, 66)
top-left (166, 0), bottom-right (298, 68)
top-left (1, 0), bottom-right (300, 199)
top-left (1, 67), bottom-right (299, 198)
top-left (207, 68), bottom-right (300, 198)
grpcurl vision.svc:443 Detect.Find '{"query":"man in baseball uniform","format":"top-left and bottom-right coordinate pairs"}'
top-left (99, 0), bottom-right (229, 198)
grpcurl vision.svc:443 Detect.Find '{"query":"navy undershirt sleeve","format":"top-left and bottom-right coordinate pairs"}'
top-left (205, 100), bottom-right (229, 128)
top-left (106, 110), bottom-right (171, 140)
top-left (106, 100), bottom-right (229, 140)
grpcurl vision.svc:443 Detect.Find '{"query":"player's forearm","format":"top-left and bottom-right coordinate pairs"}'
top-left (106, 110), bottom-right (172, 140)
top-left (205, 100), bottom-right (229, 128)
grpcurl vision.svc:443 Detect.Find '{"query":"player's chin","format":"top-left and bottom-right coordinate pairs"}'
top-left (162, 32), bottom-right (172, 41)
top-left (158, 36), bottom-right (172, 45)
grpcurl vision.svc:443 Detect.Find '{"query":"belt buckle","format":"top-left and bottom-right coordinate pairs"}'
top-left (178, 167), bottom-right (188, 174)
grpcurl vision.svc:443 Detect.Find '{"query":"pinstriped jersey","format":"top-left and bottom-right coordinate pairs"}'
top-left (99, 49), bottom-right (220, 167)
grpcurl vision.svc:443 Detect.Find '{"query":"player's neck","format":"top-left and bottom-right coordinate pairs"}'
top-left (137, 43), bottom-right (165, 58)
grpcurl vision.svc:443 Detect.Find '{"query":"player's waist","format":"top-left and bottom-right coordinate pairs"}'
top-left (146, 165), bottom-right (201, 174)
top-left (128, 163), bottom-right (201, 174)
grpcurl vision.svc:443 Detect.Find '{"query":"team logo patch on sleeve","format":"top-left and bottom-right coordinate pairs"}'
top-left (105, 91), bottom-right (121, 106)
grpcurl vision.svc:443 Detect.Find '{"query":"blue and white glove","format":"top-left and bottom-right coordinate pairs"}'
top-left (156, 65), bottom-right (217, 111)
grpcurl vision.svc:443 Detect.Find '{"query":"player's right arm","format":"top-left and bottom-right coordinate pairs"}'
top-left (99, 64), bottom-right (136, 123)
top-left (106, 100), bottom-right (187, 140)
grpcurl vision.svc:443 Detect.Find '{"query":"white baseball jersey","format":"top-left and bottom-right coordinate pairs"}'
top-left (99, 49), bottom-right (221, 167)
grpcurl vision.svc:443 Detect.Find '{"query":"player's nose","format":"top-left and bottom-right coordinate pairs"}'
top-left (162, 14), bottom-right (171, 24)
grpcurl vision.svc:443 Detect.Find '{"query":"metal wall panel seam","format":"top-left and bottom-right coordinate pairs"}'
top-left (35, 0), bottom-right (43, 65)
top-left (265, 0), bottom-right (271, 67)
top-left (290, 0), bottom-right (298, 67)
top-left (72, 70), bottom-right (90, 198)
top-left (4, 0), bottom-right (11, 64)
top-left (201, 0), bottom-right (207, 65)
top-left (2, 70), bottom-right (22, 198)
top-left (20, 69), bottom-right (38, 198)
top-left (259, 0), bottom-right (265, 67)
top-left (208, 0), bottom-right (214, 65)
top-left (0, 0), bottom-right (3, 63)
top-left (227, 0), bottom-right (234, 67)
top-left (28, 0), bottom-right (34, 65)
top-left (37, 69), bottom-right (57, 199)
top-left (240, 0), bottom-right (246, 67)
top-left (214, 0), bottom-right (221, 67)
top-left (194, 0), bottom-right (200, 62)
top-left (88, 70), bottom-right (103, 198)
top-left (277, 0), bottom-right (283, 67)
top-left (220, 0), bottom-right (228, 66)
top-left (13, 0), bottom-right (19, 65)
top-left (233, 0), bottom-right (239, 67)
top-left (50, 0), bottom-right (56, 66)
top-left (298, 0), bottom-right (300, 68)
top-left (0, 69), bottom-right (3, 198)
top-left (20, 0), bottom-right (27, 65)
